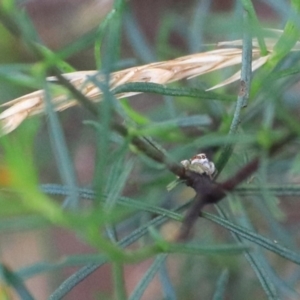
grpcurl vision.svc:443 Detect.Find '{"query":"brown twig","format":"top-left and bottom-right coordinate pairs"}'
top-left (177, 132), bottom-right (295, 241)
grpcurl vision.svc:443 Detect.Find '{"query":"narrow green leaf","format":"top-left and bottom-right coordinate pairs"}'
top-left (124, 10), bottom-right (156, 63)
top-left (271, 0), bottom-right (300, 64)
top-left (159, 260), bottom-right (176, 300)
top-left (105, 158), bottom-right (134, 211)
top-left (166, 243), bottom-right (248, 256)
top-left (58, 8), bottom-right (117, 59)
top-left (44, 82), bottom-right (79, 209)
top-left (0, 263), bottom-right (34, 300)
top-left (203, 212), bottom-right (300, 265)
top-left (212, 269), bottom-right (229, 300)
top-left (112, 82), bottom-right (235, 101)
top-left (234, 185), bottom-right (300, 197)
top-left (129, 254), bottom-right (168, 300)
top-left (138, 115), bottom-right (211, 136)
top-left (113, 263), bottom-right (127, 300)
top-left (40, 184), bottom-right (184, 221)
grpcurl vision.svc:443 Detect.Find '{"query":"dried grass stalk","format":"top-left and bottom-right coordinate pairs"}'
top-left (0, 36), bottom-right (297, 135)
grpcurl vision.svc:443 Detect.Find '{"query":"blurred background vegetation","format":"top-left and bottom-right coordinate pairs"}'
top-left (0, 0), bottom-right (300, 299)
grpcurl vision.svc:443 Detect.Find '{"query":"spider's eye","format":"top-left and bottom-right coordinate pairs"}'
top-left (192, 153), bottom-right (207, 160)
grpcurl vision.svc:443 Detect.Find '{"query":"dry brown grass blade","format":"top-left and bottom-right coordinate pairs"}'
top-left (0, 41), bottom-right (276, 135)
top-left (207, 54), bottom-right (270, 91)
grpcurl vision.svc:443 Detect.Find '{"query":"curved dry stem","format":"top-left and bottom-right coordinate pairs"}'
top-left (0, 36), bottom-right (290, 135)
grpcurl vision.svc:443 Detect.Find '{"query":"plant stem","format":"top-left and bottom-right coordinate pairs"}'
top-left (215, 7), bottom-right (253, 174)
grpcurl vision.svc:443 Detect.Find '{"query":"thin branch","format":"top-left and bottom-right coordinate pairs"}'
top-left (240, 0), bottom-right (268, 55)
top-left (177, 132), bottom-right (295, 240)
top-left (216, 7), bottom-right (253, 174)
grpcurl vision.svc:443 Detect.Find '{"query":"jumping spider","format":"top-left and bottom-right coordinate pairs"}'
top-left (167, 153), bottom-right (215, 191)
top-left (181, 153), bottom-right (215, 180)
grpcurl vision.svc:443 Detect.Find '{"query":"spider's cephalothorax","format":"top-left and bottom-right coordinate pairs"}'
top-left (181, 153), bottom-right (215, 179)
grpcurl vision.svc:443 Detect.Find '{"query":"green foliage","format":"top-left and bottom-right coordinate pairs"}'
top-left (0, 0), bottom-right (300, 299)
